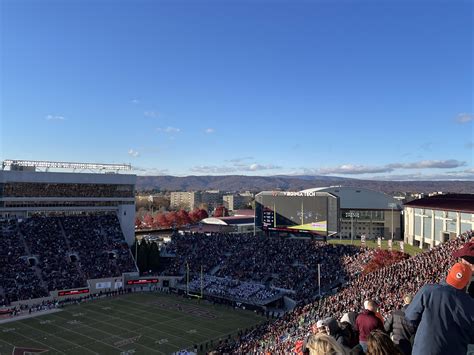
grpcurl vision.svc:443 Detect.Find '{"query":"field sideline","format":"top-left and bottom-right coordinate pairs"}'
top-left (0, 292), bottom-right (265, 354)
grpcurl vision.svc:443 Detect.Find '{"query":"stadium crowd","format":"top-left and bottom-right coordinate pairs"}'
top-left (163, 233), bottom-right (370, 301)
top-left (0, 214), bottom-right (137, 306)
top-left (216, 231), bottom-right (473, 354)
top-left (186, 275), bottom-right (281, 304)
top-left (2, 182), bottom-right (134, 198)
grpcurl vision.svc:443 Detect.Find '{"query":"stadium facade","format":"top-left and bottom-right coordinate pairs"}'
top-left (0, 160), bottom-right (136, 245)
top-left (404, 194), bottom-right (474, 249)
top-left (255, 186), bottom-right (402, 239)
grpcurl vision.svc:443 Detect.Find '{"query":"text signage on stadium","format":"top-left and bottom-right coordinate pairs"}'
top-left (126, 279), bottom-right (159, 285)
top-left (272, 191), bottom-right (317, 197)
top-left (58, 288), bottom-right (89, 297)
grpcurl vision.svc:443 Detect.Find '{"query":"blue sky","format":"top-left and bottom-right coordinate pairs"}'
top-left (1, 0), bottom-right (472, 180)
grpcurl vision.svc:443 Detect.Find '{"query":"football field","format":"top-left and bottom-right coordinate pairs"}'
top-left (0, 292), bottom-right (265, 354)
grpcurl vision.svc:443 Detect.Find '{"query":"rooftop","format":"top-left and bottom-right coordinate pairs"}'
top-left (404, 194), bottom-right (474, 213)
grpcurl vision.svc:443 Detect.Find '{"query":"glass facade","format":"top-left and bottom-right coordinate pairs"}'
top-left (434, 218), bottom-right (443, 241)
top-left (414, 216), bottom-right (421, 236)
top-left (423, 216), bottom-right (431, 239)
top-left (461, 222), bottom-right (472, 233)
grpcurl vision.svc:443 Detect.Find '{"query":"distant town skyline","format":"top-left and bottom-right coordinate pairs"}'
top-left (1, 1), bottom-right (472, 180)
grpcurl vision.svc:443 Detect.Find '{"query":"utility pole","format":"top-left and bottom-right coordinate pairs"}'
top-left (186, 262), bottom-right (189, 296)
top-left (389, 203), bottom-right (397, 241)
top-left (318, 263), bottom-right (321, 297)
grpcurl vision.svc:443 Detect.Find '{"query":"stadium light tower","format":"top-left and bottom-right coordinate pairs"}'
top-left (388, 203), bottom-right (397, 241)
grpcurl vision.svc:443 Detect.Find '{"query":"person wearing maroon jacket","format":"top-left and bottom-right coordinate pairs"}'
top-left (355, 300), bottom-right (384, 352)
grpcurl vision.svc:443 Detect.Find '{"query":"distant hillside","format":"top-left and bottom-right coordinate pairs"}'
top-left (136, 175), bottom-right (474, 194)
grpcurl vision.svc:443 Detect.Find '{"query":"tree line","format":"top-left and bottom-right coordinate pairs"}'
top-left (135, 208), bottom-right (209, 229)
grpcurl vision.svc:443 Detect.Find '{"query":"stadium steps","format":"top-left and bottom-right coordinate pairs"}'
top-left (57, 218), bottom-right (87, 281)
top-left (14, 221), bottom-right (49, 293)
top-left (209, 264), bottom-right (222, 275)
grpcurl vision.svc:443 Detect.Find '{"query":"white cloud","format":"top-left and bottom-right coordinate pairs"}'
top-left (387, 159), bottom-right (466, 169)
top-left (204, 128), bottom-right (215, 134)
top-left (226, 157), bottom-right (254, 163)
top-left (376, 170), bottom-right (474, 181)
top-left (190, 162), bottom-right (281, 174)
top-left (190, 165), bottom-right (238, 174)
top-left (45, 114), bottom-right (66, 121)
top-left (157, 126), bottom-right (181, 133)
top-left (311, 159), bottom-right (467, 176)
top-left (144, 110), bottom-right (159, 118)
top-left (315, 164), bottom-right (393, 175)
top-left (456, 113), bottom-right (473, 123)
top-left (133, 167), bottom-right (169, 175)
top-left (245, 163), bottom-right (281, 171)
top-left (131, 99), bottom-right (140, 104)
top-left (128, 149), bottom-right (140, 157)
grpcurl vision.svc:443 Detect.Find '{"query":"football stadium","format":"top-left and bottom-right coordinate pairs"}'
top-left (1, 160), bottom-right (473, 354)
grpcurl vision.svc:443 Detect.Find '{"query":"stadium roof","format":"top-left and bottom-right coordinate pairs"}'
top-left (202, 216), bottom-right (255, 226)
top-left (404, 194), bottom-right (474, 213)
top-left (300, 186), bottom-right (402, 210)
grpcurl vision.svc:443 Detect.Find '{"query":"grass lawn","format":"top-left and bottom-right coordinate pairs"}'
top-left (328, 238), bottom-right (422, 256)
top-left (0, 292), bottom-right (265, 354)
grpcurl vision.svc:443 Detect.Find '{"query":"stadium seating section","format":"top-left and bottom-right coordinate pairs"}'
top-left (0, 215), bottom-right (137, 306)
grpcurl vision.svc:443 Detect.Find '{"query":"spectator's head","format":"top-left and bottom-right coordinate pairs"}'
top-left (306, 333), bottom-right (348, 355)
top-left (322, 317), bottom-right (339, 336)
top-left (364, 300), bottom-right (377, 312)
top-left (366, 329), bottom-right (401, 355)
top-left (446, 262), bottom-right (472, 290)
top-left (453, 242), bottom-right (474, 271)
top-left (340, 312), bottom-right (357, 327)
top-left (315, 320), bottom-right (327, 334)
top-left (403, 294), bottom-right (413, 305)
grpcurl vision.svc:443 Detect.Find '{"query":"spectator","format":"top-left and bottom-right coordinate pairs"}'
top-left (355, 300), bottom-right (384, 352)
top-left (306, 333), bottom-right (349, 355)
top-left (405, 262), bottom-right (474, 355)
top-left (322, 317), bottom-right (346, 346)
top-left (366, 329), bottom-right (403, 355)
top-left (453, 241), bottom-right (474, 298)
top-left (384, 294), bottom-right (414, 355)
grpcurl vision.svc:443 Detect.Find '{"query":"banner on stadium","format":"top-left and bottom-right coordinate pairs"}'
top-left (115, 281), bottom-right (123, 289)
top-left (96, 282), bottom-right (112, 289)
top-left (388, 239), bottom-right (393, 251)
top-left (377, 237), bottom-right (382, 248)
top-left (399, 241), bottom-right (404, 252)
top-left (360, 235), bottom-right (366, 247)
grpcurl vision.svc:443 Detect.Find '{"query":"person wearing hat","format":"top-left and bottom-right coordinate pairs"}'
top-left (405, 262), bottom-right (474, 355)
top-left (453, 241), bottom-right (474, 298)
top-left (384, 294), bottom-right (415, 355)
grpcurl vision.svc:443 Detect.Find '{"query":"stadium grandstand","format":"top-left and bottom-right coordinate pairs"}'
top-left (0, 160), bottom-right (139, 306)
top-left (1, 162), bottom-right (472, 353)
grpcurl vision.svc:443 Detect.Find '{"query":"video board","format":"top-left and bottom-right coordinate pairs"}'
top-left (255, 192), bottom-right (338, 235)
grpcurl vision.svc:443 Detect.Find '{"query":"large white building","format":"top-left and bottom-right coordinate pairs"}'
top-left (404, 194), bottom-right (474, 249)
top-left (0, 160), bottom-right (136, 245)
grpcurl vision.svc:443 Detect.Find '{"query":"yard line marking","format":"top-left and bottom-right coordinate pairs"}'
top-left (50, 311), bottom-right (165, 354)
top-left (9, 329), bottom-right (66, 355)
top-left (81, 305), bottom-right (195, 352)
top-left (113, 299), bottom-right (230, 336)
top-left (16, 319), bottom-right (97, 355)
top-left (47, 313), bottom-right (128, 354)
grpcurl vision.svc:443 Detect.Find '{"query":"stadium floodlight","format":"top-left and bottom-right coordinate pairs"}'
top-left (2, 159), bottom-right (132, 171)
top-left (388, 202), bottom-right (398, 241)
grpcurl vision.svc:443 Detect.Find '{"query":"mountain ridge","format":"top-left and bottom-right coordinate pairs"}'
top-left (136, 175), bottom-right (474, 194)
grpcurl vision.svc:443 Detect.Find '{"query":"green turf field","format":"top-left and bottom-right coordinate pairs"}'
top-left (328, 238), bottom-right (422, 256)
top-left (0, 292), bottom-right (265, 354)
